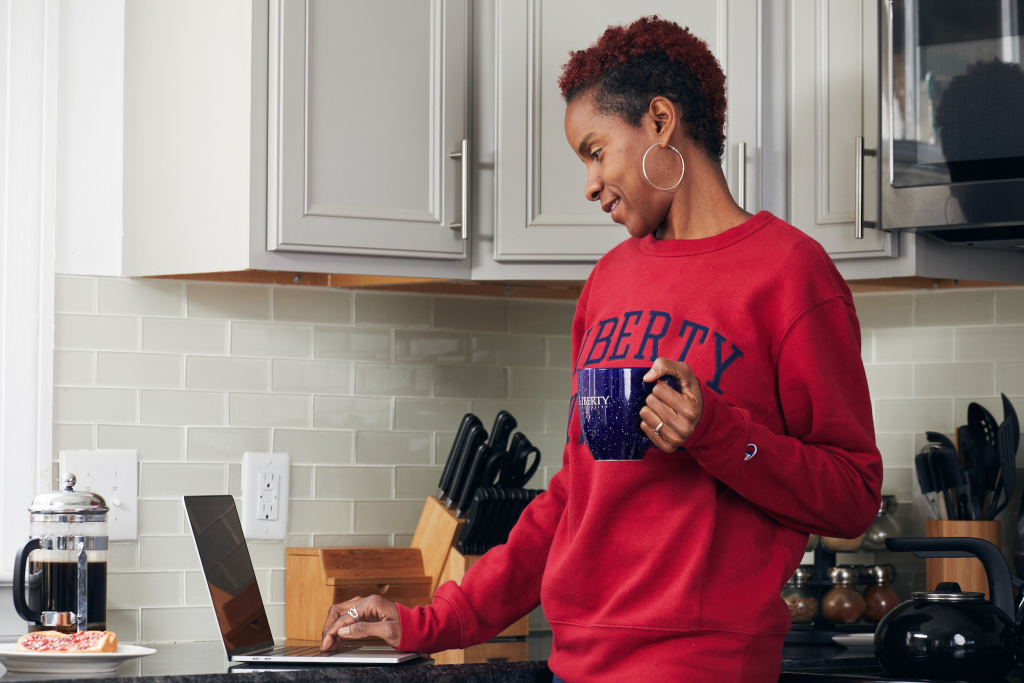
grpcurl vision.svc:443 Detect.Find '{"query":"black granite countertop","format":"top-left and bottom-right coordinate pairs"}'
top-left (0, 639), bottom-right (1005, 683)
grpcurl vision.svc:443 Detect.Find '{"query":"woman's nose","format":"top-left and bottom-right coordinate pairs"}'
top-left (585, 173), bottom-right (602, 202)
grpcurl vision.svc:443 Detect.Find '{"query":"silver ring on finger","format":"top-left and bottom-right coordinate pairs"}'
top-left (653, 421), bottom-right (664, 436)
top-left (347, 607), bottom-right (361, 622)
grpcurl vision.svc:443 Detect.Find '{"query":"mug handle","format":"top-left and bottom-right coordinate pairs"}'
top-left (13, 537), bottom-right (42, 623)
top-left (637, 377), bottom-right (681, 451)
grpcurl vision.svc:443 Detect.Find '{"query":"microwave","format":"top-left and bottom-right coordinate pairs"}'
top-left (879, 0), bottom-right (1024, 249)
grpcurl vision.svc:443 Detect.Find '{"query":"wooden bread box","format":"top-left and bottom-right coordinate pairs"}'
top-left (285, 547), bottom-right (432, 641)
top-left (284, 496), bottom-right (530, 662)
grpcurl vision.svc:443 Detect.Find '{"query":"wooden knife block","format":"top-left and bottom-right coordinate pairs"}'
top-left (285, 547), bottom-right (432, 641)
top-left (284, 496), bottom-right (529, 661)
top-left (413, 496), bottom-right (529, 664)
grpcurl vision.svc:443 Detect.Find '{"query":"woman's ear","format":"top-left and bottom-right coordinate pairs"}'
top-left (647, 96), bottom-right (679, 145)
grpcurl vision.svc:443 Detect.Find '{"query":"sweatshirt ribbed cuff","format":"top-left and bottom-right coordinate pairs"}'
top-left (682, 381), bottom-right (747, 464)
top-left (396, 588), bottom-right (465, 653)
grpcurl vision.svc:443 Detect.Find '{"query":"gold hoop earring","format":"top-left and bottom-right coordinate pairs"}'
top-left (642, 143), bottom-right (684, 191)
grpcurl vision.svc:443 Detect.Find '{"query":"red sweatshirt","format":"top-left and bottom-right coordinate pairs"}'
top-left (398, 211), bottom-right (883, 682)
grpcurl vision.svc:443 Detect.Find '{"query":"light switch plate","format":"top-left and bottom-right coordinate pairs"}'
top-left (59, 449), bottom-right (139, 541)
top-left (241, 452), bottom-right (290, 541)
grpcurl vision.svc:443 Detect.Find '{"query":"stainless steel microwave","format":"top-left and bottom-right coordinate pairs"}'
top-left (879, 0), bottom-right (1024, 249)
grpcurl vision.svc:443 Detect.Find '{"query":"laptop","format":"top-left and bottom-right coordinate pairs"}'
top-left (183, 495), bottom-right (424, 664)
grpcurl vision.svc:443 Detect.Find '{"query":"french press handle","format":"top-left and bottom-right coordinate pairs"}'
top-left (12, 537), bottom-right (42, 623)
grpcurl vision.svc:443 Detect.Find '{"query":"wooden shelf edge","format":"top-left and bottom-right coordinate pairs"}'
top-left (846, 276), bottom-right (1019, 292)
top-left (151, 270), bottom-right (585, 300)
top-left (151, 271), bottom-right (1022, 297)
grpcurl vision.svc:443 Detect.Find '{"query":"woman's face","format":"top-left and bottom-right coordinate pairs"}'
top-left (563, 96), bottom-right (678, 239)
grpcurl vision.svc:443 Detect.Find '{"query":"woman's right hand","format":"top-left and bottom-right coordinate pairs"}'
top-left (321, 594), bottom-right (402, 651)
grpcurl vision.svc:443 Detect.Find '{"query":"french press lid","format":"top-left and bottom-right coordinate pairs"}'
top-left (29, 474), bottom-right (108, 515)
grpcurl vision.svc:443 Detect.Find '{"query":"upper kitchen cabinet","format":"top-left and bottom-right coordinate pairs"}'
top-left (789, 0), bottom-right (895, 260)
top-left (121, 0), bottom-right (472, 279)
top-left (489, 0), bottom-right (760, 262)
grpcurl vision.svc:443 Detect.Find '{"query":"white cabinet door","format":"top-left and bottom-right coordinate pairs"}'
top-left (789, 0), bottom-right (894, 258)
top-left (492, 0), bottom-right (759, 262)
top-left (267, 0), bottom-right (470, 260)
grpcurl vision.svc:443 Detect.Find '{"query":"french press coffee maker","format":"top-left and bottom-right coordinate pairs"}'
top-left (12, 473), bottom-right (108, 633)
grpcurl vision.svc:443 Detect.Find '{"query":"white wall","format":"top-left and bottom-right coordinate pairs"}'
top-left (55, 0), bottom-right (123, 277)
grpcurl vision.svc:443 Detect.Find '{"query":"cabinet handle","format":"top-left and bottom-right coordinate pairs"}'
top-left (736, 142), bottom-right (746, 211)
top-left (855, 136), bottom-right (877, 239)
top-left (449, 139), bottom-right (468, 240)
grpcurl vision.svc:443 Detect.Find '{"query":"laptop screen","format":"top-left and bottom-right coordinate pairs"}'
top-left (184, 495), bottom-right (275, 656)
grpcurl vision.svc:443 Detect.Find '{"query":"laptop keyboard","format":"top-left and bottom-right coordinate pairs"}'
top-left (255, 644), bottom-right (361, 657)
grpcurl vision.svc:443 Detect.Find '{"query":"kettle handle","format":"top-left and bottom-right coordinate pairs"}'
top-left (12, 538), bottom-right (42, 624)
top-left (886, 537), bottom-right (1015, 621)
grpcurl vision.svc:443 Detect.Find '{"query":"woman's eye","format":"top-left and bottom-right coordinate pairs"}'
top-left (590, 149), bottom-right (602, 160)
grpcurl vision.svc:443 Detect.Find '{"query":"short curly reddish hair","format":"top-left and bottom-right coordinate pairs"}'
top-left (558, 16), bottom-right (727, 160)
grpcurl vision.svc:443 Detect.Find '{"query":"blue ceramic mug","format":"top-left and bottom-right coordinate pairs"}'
top-left (576, 367), bottom-right (680, 461)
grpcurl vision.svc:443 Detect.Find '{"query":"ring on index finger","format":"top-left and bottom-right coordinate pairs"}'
top-left (347, 607), bottom-right (360, 622)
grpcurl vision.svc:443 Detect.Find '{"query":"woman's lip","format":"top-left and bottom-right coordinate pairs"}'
top-left (610, 198), bottom-right (620, 221)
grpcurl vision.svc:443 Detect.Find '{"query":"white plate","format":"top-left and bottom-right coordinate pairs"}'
top-left (831, 633), bottom-right (875, 649)
top-left (0, 644), bottom-right (156, 674)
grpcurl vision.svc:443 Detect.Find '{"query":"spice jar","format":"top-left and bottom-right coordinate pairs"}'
top-left (863, 564), bottom-right (900, 621)
top-left (806, 534), bottom-right (819, 552)
top-left (782, 566), bottom-right (818, 623)
top-left (822, 566), bottom-right (865, 623)
top-left (862, 496), bottom-right (901, 550)
top-left (821, 534), bottom-right (864, 553)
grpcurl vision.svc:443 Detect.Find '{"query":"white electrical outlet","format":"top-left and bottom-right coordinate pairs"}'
top-left (241, 452), bottom-right (290, 540)
top-left (59, 449), bottom-right (139, 541)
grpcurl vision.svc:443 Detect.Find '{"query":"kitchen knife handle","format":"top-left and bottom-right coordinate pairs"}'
top-left (449, 140), bottom-right (468, 240)
top-left (855, 136), bottom-right (877, 239)
top-left (455, 443), bottom-right (491, 516)
top-left (438, 414), bottom-right (480, 499)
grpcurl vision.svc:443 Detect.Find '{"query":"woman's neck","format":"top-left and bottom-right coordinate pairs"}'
top-left (654, 151), bottom-right (753, 241)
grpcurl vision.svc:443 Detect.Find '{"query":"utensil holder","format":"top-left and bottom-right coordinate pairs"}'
top-left (925, 520), bottom-right (1001, 599)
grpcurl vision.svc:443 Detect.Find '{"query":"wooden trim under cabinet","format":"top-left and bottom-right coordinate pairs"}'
top-left (153, 270), bottom-right (1023, 298)
top-left (153, 270), bottom-right (586, 300)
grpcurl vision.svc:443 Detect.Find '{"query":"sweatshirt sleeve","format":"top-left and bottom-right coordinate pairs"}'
top-left (396, 473), bottom-right (568, 652)
top-left (395, 281), bottom-right (592, 653)
top-left (683, 295), bottom-right (882, 538)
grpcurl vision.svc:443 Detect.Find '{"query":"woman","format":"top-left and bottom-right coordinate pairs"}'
top-left (321, 17), bottom-right (882, 682)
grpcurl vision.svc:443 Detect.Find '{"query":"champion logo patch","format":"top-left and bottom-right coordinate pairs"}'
top-left (744, 444), bottom-right (757, 460)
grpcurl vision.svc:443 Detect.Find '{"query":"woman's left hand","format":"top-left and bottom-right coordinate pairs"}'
top-left (640, 358), bottom-right (704, 453)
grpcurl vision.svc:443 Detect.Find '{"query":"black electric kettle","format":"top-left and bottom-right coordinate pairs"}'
top-left (880, 537), bottom-right (1020, 680)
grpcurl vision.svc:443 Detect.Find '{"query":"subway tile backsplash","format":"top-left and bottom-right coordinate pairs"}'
top-left (52, 276), bottom-right (574, 642)
top-left (50, 276), bottom-right (1024, 643)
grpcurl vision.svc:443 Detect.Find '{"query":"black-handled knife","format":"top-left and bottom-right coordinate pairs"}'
top-left (487, 411), bottom-right (517, 452)
top-left (454, 442), bottom-right (496, 516)
top-left (445, 425), bottom-right (487, 510)
top-left (437, 414), bottom-right (482, 500)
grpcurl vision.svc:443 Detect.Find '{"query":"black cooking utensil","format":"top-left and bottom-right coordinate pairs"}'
top-left (990, 420), bottom-right (1016, 519)
top-left (915, 450), bottom-right (941, 519)
top-left (437, 414), bottom-right (482, 500)
top-left (927, 449), bottom-right (954, 520)
top-left (963, 464), bottom-right (984, 521)
top-left (969, 403), bottom-right (1001, 513)
top-left (1002, 394), bottom-right (1018, 502)
top-left (934, 448), bottom-right (965, 520)
top-left (926, 431), bottom-right (957, 452)
top-left (445, 424), bottom-right (487, 510)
